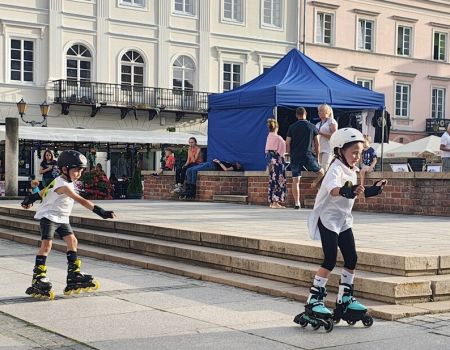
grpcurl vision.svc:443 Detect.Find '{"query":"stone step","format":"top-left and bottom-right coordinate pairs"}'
top-left (213, 194), bottom-right (248, 203)
top-left (2, 226), bottom-right (448, 321)
top-left (0, 220), bottom-right (448, 304)
top-left (0, 209), bottom-right (442, 277)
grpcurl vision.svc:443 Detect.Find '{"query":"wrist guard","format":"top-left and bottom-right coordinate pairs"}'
top-left (364, 180), bottom-right (386, 198)
top-left (93, 205), bottom-right (115, 219)
top-left (21, 192), bottom-right (41, 208)
top-left (339, 182), bottom-right (358, 199)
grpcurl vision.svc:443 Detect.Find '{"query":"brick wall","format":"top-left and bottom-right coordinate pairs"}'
top-left (143, 171), bottom-right (450, 216)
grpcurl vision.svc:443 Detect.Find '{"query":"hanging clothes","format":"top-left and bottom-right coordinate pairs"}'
top-left (372, 110), bottom-right (391, 143)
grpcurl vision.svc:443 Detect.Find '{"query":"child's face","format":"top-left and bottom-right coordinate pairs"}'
top-left (68, 167), bottom-right (85, 181)
top-left (341, 142), bottom-right (363, 168)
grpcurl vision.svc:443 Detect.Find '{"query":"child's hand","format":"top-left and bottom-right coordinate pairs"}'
top-left (375, 179), bottom-right (387, 187)
top-left (354, 185), bottom-right (365, 197)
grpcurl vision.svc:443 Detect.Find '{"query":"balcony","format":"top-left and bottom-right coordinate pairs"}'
top-left (425, 118), bottom-right (450, 134)
top-left (53, 79), bottom-right (209, 118)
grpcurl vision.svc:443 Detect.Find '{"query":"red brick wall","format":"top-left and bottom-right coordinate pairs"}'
top-left (143, 171), bottom-right (450, 216)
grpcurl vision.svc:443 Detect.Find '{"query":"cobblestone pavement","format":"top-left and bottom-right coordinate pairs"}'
top-left (2, 238), bottom-right (450, 349)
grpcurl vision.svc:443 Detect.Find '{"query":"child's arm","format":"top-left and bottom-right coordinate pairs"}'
top-left (363, 180), bottom-right (387, 198)
top-left (21, 188), bottom-right (46, 209)
top-left (56, 186), bottom-right (116, 219)
top-left (330, 184), bottom-right (365, 198)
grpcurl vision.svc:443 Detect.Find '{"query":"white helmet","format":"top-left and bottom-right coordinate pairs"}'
top-left (329, 128), bottom-right (365, 151)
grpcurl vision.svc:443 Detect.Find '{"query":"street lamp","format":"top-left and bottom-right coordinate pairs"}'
top-left (16, 98), bottom-right (49, 126)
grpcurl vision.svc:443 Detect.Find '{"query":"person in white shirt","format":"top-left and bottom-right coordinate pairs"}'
top-left (440, 124), bottom-right (450, 172)
top-left (315, 104), bottom-right (338, 171)
top-left (21, 150), bottom-right (116, 300)
top-left (294, 128), bottom-right (387, 331)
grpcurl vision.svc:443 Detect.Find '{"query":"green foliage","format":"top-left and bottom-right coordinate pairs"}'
top-left (127, 164), bottom-right (143, 195)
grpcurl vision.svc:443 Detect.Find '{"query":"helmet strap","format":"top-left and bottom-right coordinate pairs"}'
top-left (61, 167), bottom-right (72, 183)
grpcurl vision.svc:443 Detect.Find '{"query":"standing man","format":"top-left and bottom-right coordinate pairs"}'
top-left (440, 124), bottom-right (450, 172)
top-left (286, 107), bottom-right (324, 209)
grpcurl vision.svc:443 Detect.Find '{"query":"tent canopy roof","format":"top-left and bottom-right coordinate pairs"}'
top-left (0, 126), bottom-right (207, 146)
top-left (385, 136), bottom-right (441, 158)
top-left (209, 48), bottom-right (385, 110)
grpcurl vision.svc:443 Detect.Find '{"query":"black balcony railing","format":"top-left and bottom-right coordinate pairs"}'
top-left (426, 118), bottom-right (450, 134)
top-left (53, 79), bottom-right (209, 114)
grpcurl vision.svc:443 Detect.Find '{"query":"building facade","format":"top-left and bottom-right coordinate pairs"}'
top-left (0, 0), bottom-right (448, 144)
top-left (302, 0), bottom-right (450, 143)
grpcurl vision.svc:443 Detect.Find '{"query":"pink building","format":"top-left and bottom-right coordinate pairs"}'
top-left (302, 0), bottom-right (450, 143)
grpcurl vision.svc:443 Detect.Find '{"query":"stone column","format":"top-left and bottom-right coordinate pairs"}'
top-left (5, 118), bottom-right (19, 196)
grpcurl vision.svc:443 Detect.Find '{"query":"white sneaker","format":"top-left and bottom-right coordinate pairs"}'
top-left (170, 184), bottom-right (181, 194)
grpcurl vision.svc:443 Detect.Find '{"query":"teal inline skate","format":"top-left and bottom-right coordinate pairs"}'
top-left (333, 283), bottom-right (373, 327)
top-left (294, 286), bottom-right (334, 332)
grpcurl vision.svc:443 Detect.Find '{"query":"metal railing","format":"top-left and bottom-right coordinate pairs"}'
top-left (53, 79), bottom-right (209, 113)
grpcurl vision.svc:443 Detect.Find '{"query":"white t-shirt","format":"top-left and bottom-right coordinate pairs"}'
top-left (316, 118), bottom-right (338, 154)
top-left (34, 176), bottom-right (75, 224)
top-left (441, 132), bottom-right (450, 158)
top-left (307, 159), bottom-right (358, 240)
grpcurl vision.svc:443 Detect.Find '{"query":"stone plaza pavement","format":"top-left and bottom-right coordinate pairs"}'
top-left (2, 237), bottom-right (450, 350)
top-left (0, 200), bottom-right (449, 348)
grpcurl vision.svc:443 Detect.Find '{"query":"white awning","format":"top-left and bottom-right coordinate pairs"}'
top-left (0, 126), bottom-right (207, 146)
top-left (385, 135), bottom-right (441, 158)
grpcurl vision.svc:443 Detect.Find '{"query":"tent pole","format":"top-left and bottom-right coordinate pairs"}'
top-left (381, 108), bottom-right (385, 172)
top-left (273, 106), bottom-right (278, 120)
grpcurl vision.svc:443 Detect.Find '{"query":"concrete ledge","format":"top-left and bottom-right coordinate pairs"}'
top-left (213, 194), bottom-right (248, 203)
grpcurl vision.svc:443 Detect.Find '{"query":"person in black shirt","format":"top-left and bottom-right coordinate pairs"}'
top-left (286, 107), bottom-right (324, 209)
top-left (182, 159), bottom-right (243, 199)
top-left (39, 150), bottom-right (58, 187)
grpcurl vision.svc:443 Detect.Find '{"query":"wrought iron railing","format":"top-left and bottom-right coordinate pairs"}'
top-left (425, 118), bottom-right (450, 133)
top-left (53, 79), bottom-right (209, 113)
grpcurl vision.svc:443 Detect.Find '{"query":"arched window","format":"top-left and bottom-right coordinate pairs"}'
top-left (121, 50), bottom-right (144, 88)
top-left (172, 55), bottom-right (195, 91)
top-left (66, 44), bottom-right (92, 86)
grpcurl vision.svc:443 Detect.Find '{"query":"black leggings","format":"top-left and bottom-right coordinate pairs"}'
top-left (318, 218), bottom-right (358, 272)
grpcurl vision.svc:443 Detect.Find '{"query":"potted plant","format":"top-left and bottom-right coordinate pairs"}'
top-left (127, 164), bottom-right (143, 199)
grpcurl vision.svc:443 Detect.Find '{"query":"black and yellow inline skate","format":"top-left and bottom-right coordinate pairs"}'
top-left (25, 265), bottom-right (55, 300)
top-left (63, 259), bottom-right (100, 295)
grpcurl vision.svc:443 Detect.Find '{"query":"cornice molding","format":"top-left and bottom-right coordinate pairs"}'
top-left (215, 46), bottom-right (252, 63)
top-left (428, 75), bottom-right (450, 81)
top-left (310, 1), bottom-right (340, 10)
top-left (1, 19), bottom-right (47, 39)
top-left (353, 9), bottom-right (380, 17)
top-left (351, 66), bottom-right (379, 73)
top-left (319, 62), bottom-right (339, 69)
top-left (429, 22), bottom-right (450, 30)
top-left (390, 71), bottom-right (417, 78)
top-left (391, 16), bottom-right (418, 23)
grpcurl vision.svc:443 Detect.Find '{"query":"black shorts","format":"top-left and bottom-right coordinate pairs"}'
top-left (290, 154), bottom-right (321, 177)
top-left (39, 217), bottom-right (73, 240)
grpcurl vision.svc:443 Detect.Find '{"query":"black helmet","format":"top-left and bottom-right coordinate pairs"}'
top-left (57, 150), bottom-right (88, 170)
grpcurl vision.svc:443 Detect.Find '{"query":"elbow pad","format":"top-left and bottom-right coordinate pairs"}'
top-left (93, 205), bottom-right (115, 219)
top-left (364, 180), bottom-right (386, 198)
top-left (339, 182), bottom-right (358, 199)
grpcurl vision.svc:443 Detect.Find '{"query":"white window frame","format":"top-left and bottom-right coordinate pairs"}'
top-left (119, 49), bottom-right (146, 87)
top-left (66, 44), bottom-right (92, 86)
top-left (394, 82), bottom-right (411, 118)
top-left (173, 0), bottom-right (196, 17)
top-left (118, 0), bottom-right (146, 9)
top-left (356, 78), bottom-right (373, 90)
top-left (9, 37), bottom-right (35, 84)
top-left (396, 24), bottom-right (412, 57)
top-left (357, 17), bottom-right (375, 52)
top-left (172, 54), bottom-right (196, 91)
top-left (221, 0), bottom-right (245, 25)
top-left (261, 0), bottom-right (282, 29)
top-left (431, 87), bottom-right (446, 119)
top-left (315, 10), bottom-right (334, 45)
top-left (433, 30), bottom-right (448, 62)
top-left (222, 61), bottom-right (242, 92)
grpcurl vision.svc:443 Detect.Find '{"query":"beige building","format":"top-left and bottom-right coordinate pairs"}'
top-left (302, 0), bottom-right (450, 143)
top-left (0, 0), bottom-right (448, 144)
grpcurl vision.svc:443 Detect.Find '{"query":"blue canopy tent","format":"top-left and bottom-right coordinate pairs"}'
top-left (208, 48), bottom-right (385, 170)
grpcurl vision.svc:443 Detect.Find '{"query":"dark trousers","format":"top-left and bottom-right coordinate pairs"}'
top-left (318, 218), bottom-right (358, 272)
top-left (175, 163), bottom-right (197, 184)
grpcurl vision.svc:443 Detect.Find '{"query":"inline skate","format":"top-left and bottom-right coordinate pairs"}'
top-left (333, 283), bottom-right (373, 327)
top-left (63, 259), bottom-right (100, 295)
top-left (294, 286), bottom-right (334, 332)
top-left (25, 265), bottom-right (55, 300)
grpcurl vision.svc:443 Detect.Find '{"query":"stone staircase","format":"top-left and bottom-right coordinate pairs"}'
top-left (1, 206), bottom-right (449, 320)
